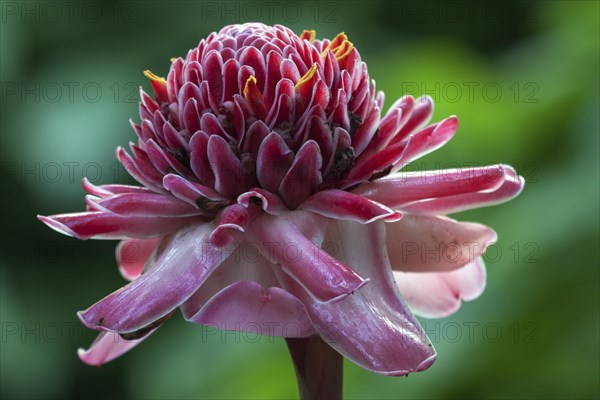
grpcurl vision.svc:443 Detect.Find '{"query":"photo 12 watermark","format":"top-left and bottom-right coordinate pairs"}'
top-left (0, 319), bottom-right (540, 345)
top-left (1, 81), bottom-right (141, 104)
top-left (0, 161), bottom-right (131, 185)
top-left (199, 1), bottom-right (340, 24)
top-left (401, 81), bottom-right (540, 104)
top-left (1, 1), bottom-right (140, 24)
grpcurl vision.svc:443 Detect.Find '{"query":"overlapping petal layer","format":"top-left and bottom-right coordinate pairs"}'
top-left (274, 216), bottom-right (436, 375)
top-left (78, 223), bottom-right (235, 334)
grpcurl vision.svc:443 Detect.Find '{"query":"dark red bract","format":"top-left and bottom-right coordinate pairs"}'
top-left (131, 23), bottom-right (438, 210)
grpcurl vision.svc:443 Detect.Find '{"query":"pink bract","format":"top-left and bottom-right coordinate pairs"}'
top-left (39, 23), bottom-right (524, 374)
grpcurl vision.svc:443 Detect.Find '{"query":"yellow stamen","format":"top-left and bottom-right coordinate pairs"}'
top-left (243, 75), bottom-right (258, 100)
top-left (300, 29), bottom-right (316, 42)
top-left (333, 40), bottom-right (354, 61)
top-left (143, 70), bottom-right (167, 84)
top-left (321, 32), bottom-right (348, 58)
top-left (295, 64), bottom-right (318, 91)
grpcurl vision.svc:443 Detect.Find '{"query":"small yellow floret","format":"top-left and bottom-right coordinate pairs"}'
top-left (143, 70), bottom-right (167, 84)
top-left (300, 29), bottom-right (317, 42)
top-left (295, 64), bottom-right (318, 91)
top-left (244, 75), bottom-right (258, 100)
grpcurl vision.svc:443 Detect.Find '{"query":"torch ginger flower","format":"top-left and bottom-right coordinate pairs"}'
top-left (39, 23), bottom-right (524, 375)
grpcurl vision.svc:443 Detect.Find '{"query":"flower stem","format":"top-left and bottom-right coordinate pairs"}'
top-left (286, 336), bottom-right (343, 400)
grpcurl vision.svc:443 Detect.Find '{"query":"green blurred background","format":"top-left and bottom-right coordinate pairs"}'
top-left (1, 0), bottom-right (598, 398)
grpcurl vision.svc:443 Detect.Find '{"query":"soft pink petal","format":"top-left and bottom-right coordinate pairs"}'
top-left (162, 121), bottom-right (190, 153)
top-left (353, 164), bottom-right (507, 209)
top-left (143, 140), bottom-right (171, 175)
top-left (116, 238), bottom-right (159, 281)
top-left (128, 144), bottom-right (169, 190)
top-left (237, 188), bottom-right (288, 215)
top-left (299, 189), bottom-right (402, 223)
top-left (193, 283), bottom-right (315, 337)
top-left (78, 329), bottom-right (156, 367)
top-left (209, 203), bottom-right (259, 247)
top-left (248, 212), bottom-right (368, 303)
top-left (37, 212), bottom-right (196, 240)
top-left (341, 140), bottom-right (410, 188)
top-left (145, 139), bottom-right (195, 180)
top-left (163, 173), bottom-right (228, 210)
top-left (389, 95), bottom-right (434, 145)
top-left (394, 257), bottom-right (487, 318)
top-left (403, 166), bottom-right (525, 214)
top-left (81, 178), bottom-right (151, 197)
top-left (92, 192), bottom-right (203, 217)
top-left (393, 115), bottom-right (458, 170)
top-left (369, 96), bottom-right (411, 152)
top-left (78, 223), bottom-right (236, 333)
top-left (116, 147), bottom-right (166, 193)
top-left (182, 244), bottom-right (314, 337)
top-left (351, 106), bottom-right (380, 156)
top-left (386, 213), bottom-right (496, 272)
top-left (181, 240), bottom-right (279, 317)
top-left (277, 219), bottom-right (436, 375)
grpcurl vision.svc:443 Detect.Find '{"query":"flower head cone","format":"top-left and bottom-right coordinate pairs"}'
top-left (39, 23), bottom-right (524, 374)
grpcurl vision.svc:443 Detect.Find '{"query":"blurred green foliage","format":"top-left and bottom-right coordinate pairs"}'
top-left (1, 0), bottom-right (598, 399)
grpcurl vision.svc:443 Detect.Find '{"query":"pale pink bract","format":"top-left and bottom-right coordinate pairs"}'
top-left (39, 23), bottom-right (524, 375)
